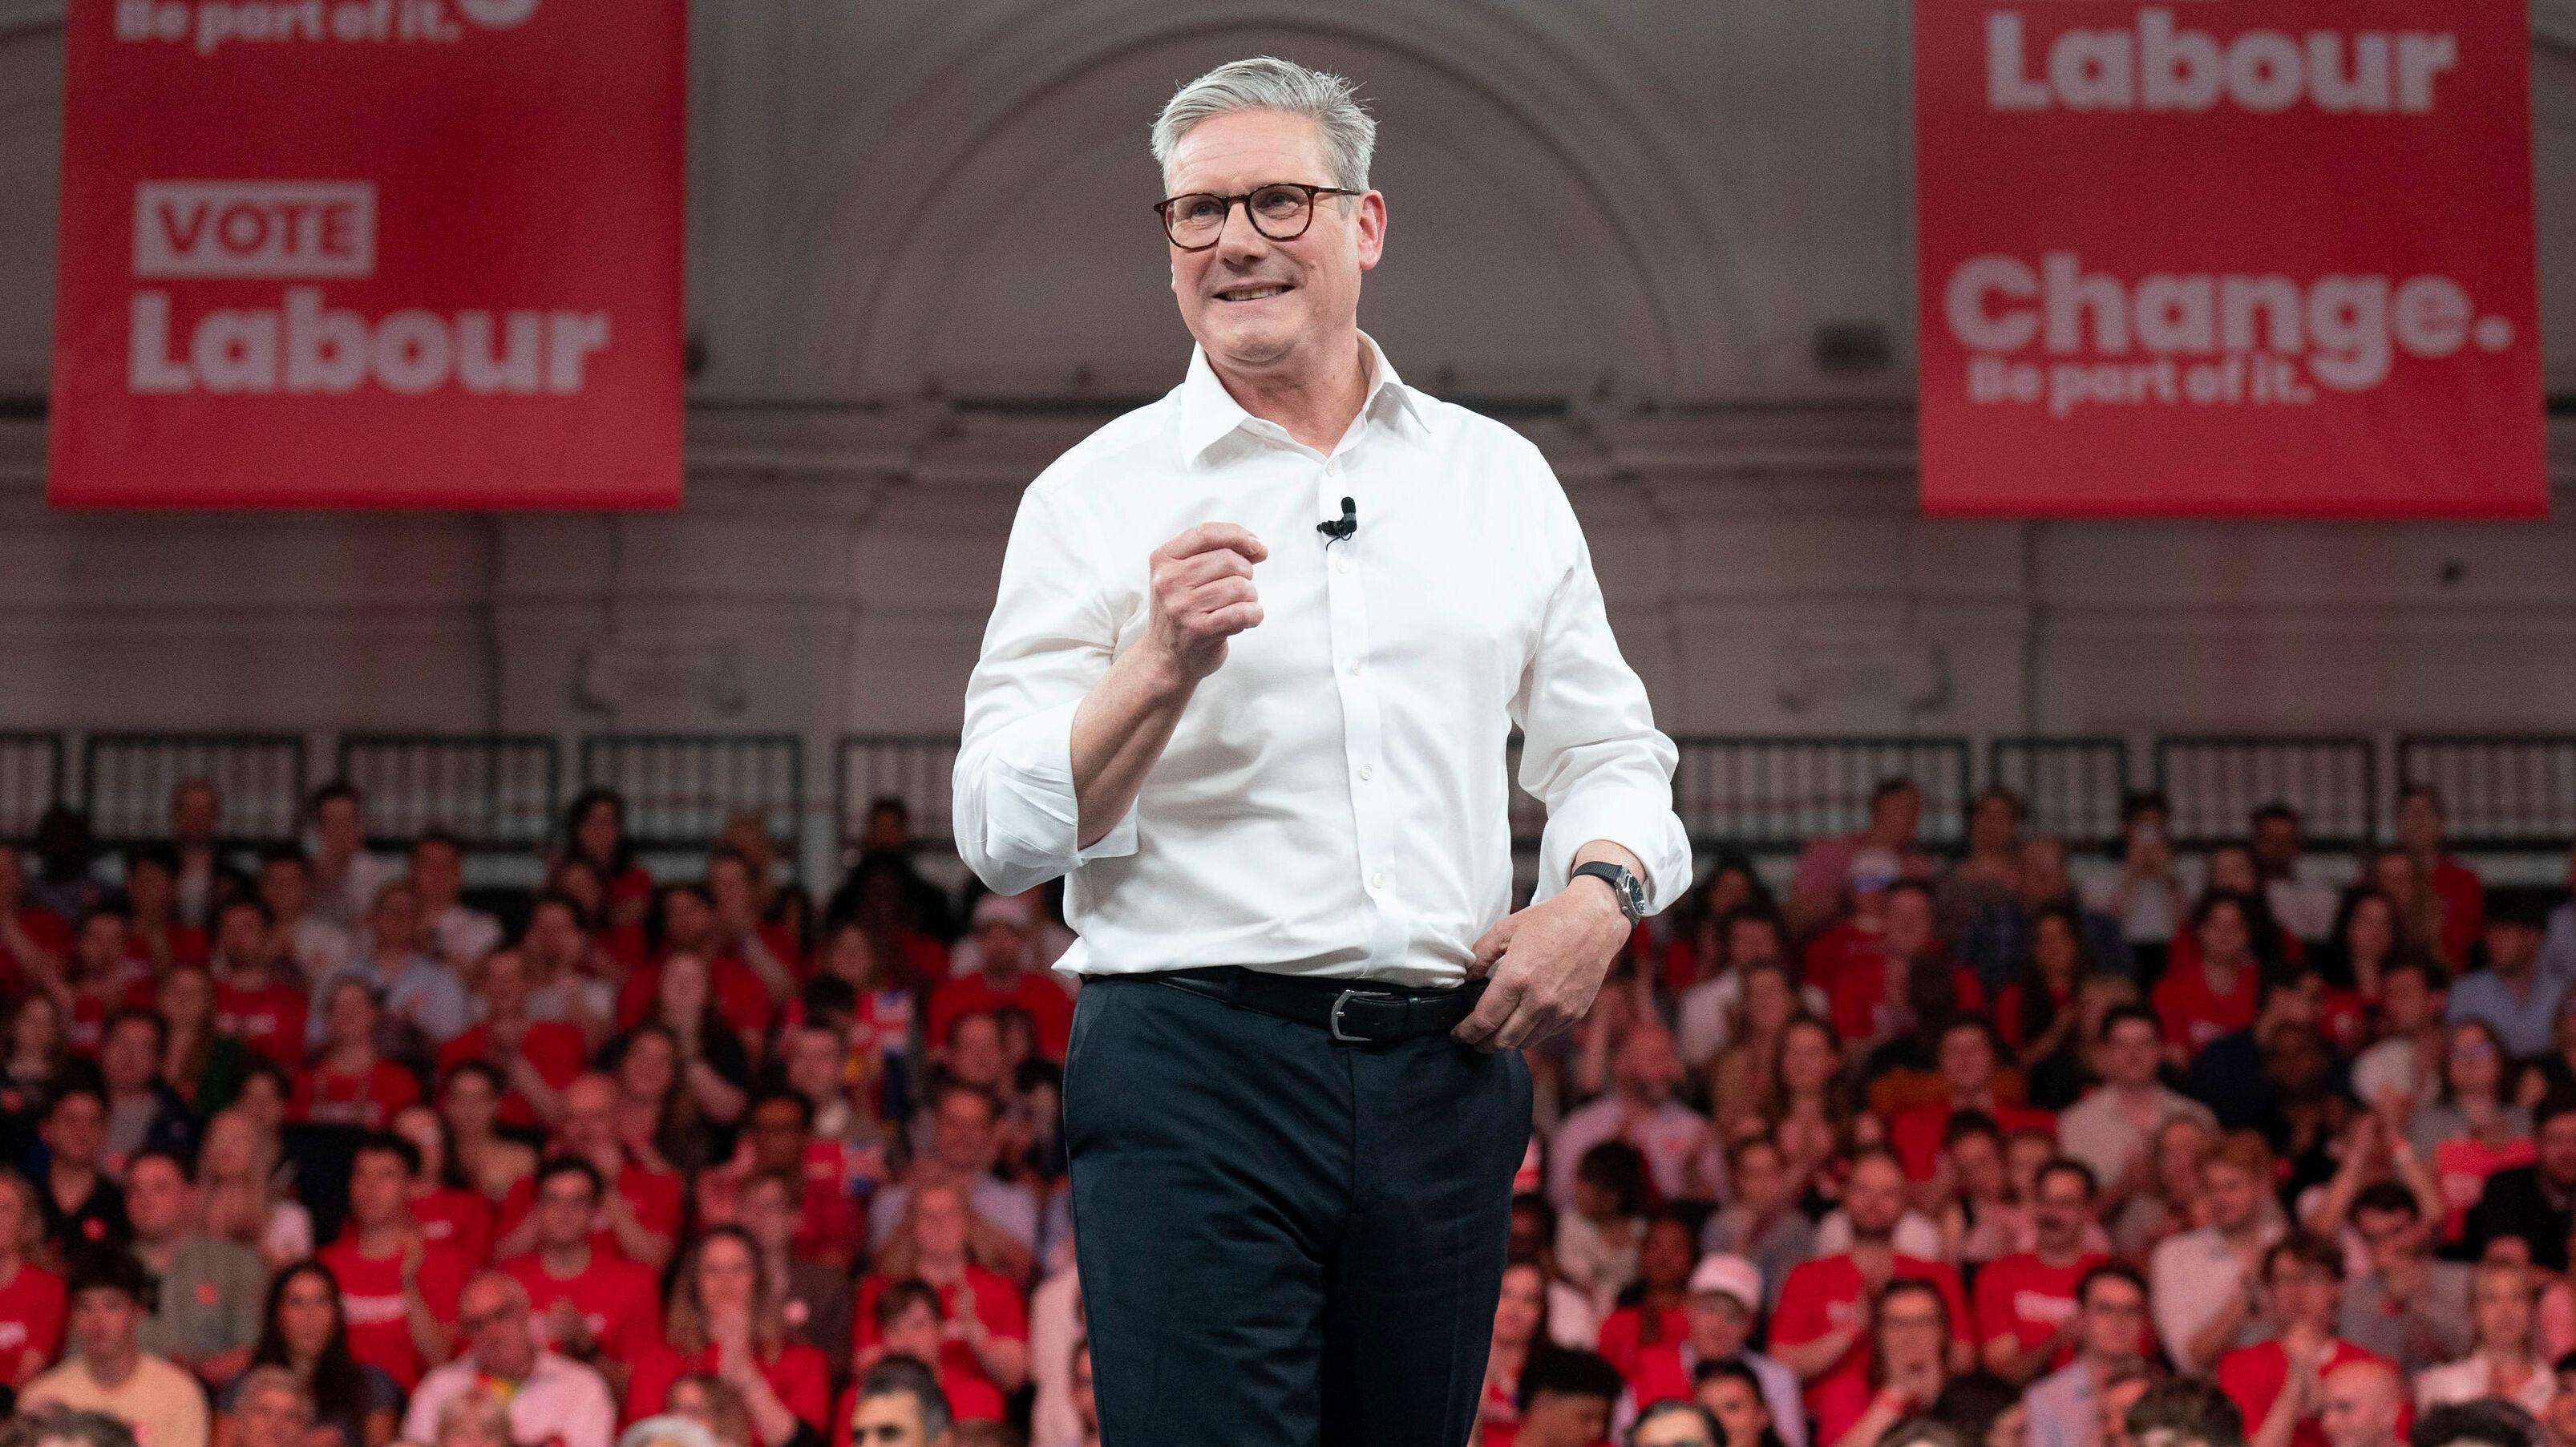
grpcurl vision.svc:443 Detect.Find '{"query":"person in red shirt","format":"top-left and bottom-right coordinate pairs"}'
top-left (624, 1225), bottom-right (831, 1438)
top-left (1769, 1150), bottom-right (1970, 1444)
top-left (317, 1130), bottom-right (467, 1392)
top-left (0, 843), bottom-right (73, 1000)
top-left (851, 1181), bottom-right (1029, 1411)
top-left (1826, 882), bottom-right (1984, 1052)
top-left (0, 1170), bottom-right (67, 1385)
top-left (1888, 1020), bottom-right (2056, 1183)
top-left (435, 949), bottom-right (585, 1130)
top-left (1595, 1212), bottom-right (1695, 1380)
top-left (491, 1073), bottom-right (681, 1270)
top-left (1816, 1277), bottom-right (1957, 1447)
top-left (389, 1103), bottom-right (494, 1268)
top-left (926, 894), bottom-right (1077, 1061)
top-left (1975, 1158), bottom-right (2111, 1382)
top-left (2216, 1233), bottom-right (2399, 1447)
top-left (63, 908), bottom-right (156, 1056)
top-left (210, 896), bottom-right (309, 1071)
top-left (1479, 1262), bottom-right (1548, 1444)
top-left (119, 844), bottom-right (209, 974)
top-left (560, 789), bottom-right (656, 932)
top-left (694, 1089), bottom-right (863, 1267)
top-left (839, 1283), bottom-right (1008, 1432)
top-left (2397, 786), bottom-right (2485, 971)
top-left (2154, 892), bottom-right (2266, 1065)
top-left (499, 1155), bottom-right (662, 1401)
top-left (617, 888), bottom-right (774, 1041)
top-left (293, 979), bottom-right (422, 1129)
top-left (709, 848), bottom-right (803, 1004)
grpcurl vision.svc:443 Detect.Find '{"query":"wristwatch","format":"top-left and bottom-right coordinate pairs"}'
top-left (1570, 860), bottom-right (1646, 928)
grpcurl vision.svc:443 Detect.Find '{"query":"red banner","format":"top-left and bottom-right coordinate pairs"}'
top-left (1914, 1), bottom-right (2544, 517)
top-left (49, 0), bottom-right (684, 508)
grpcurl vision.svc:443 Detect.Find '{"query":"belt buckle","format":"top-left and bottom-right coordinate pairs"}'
top-left (1328, 987), bottom-right (1398, 1042)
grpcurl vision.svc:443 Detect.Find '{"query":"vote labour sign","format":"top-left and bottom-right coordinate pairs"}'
top-left (49, 0), bottom-right (684, 507)
top-left (1912, 2), bottom-right (2543, 517)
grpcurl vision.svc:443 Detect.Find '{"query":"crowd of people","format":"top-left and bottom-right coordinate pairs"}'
top-left (0, 772), bottom-right (2574, 1447)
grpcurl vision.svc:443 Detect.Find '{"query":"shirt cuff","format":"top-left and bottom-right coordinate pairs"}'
top-left (971, 696), bottom-right (1140, 887)
top-left (1536, 789), bottom-right (1692, 917)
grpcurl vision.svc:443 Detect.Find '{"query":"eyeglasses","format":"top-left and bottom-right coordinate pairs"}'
top-left (1153, 182), bottom-right (1355, 250)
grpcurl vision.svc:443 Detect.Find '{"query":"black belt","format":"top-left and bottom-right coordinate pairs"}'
top-left (1141, 964), bottom-right (1485, 1044)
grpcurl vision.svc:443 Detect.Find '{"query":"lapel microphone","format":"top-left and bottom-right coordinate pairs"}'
top-left (1316, 495), bottom-right (1358, 544)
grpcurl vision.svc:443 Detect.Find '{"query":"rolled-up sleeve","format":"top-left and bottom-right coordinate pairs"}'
top-left (1510, 476), bottom-right (1692, 915)
top-left (952, 484), bottom-right (1141, 897)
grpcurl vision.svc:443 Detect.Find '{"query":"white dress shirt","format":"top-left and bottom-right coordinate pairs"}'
top-left (401, 1349), bottom-right (616, 1447)
top-left (952, 333), bottom-right (1691, 987)
top-left (2416, 1352), bottom-right (2557, 1417)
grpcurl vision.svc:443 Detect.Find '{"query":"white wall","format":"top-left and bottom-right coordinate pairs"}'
top-left (0, 0), bottom-right (2570, 822)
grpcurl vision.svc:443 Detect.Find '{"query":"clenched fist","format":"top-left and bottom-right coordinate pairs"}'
top-left (1147, 522), bottom-right (1268, 683)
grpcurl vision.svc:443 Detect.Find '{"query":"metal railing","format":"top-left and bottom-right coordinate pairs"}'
top-left (80, 732), bottom-right (308, 850)
top-left (836, 735), bottom-right (959, 856)
top-left (1670, 736), bottom-right (1976, 855)
top-left (1990, 736), bottom-right (2131, 851)
top-left (0, 732), bottom-right (66, 843)
top-left (336, 734), bottom-right (560, 857)
top-left (2399, 734), bottom-right (2576, 853)
top-left (577, 733), bottom-right (804, 873)
top-left (2153, 734), bottom-right (2379, 851)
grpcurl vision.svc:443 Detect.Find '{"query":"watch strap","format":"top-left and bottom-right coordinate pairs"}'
top-left (1571, 860), bottom-right (1644, 925)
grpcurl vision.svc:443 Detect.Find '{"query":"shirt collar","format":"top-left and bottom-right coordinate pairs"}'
top-left (1175, 330), bottom-right (1426, 464)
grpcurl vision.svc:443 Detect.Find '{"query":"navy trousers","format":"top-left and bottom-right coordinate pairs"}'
top-left (1062, 971), bottom-right (1531, 1447)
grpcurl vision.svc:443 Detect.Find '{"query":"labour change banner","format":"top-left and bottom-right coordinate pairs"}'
top-left (49, 0), bottom-right (684, 507)
top-left (1913, 1), bottom-right (2544, 517)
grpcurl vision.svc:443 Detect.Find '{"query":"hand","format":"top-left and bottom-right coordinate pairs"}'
top-left (711, 1305), bottom-right (754, 1380)
top-left (398, 1230), bottom-right (426, 1287)
top-left (1145, 523), bottom-right (1268, 685)
top-left (545, 1298), bottom-right (594, 1354)
top-left (1452, 876), bottom-right (1634, 1053)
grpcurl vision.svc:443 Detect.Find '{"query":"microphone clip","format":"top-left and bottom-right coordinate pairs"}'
top-left (1316, 495), bottom-right (1358, 546)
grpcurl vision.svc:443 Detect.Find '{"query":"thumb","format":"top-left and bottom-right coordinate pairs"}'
top-left (1468, 917), bottom-right (1518, 975)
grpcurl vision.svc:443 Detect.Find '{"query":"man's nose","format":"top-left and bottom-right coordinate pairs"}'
top-left (1213, 200), bottom-right (1272, 261)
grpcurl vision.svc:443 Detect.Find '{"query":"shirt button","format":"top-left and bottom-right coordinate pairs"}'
top-left (1358, 765), bottom-right (1373, 782)
top-left (1347, 660), bottom-right (1363, 676)
top-left (1371, 871), bottom-right (1386, 889)
top-left (1334, 556), bottom-right (1350, 574)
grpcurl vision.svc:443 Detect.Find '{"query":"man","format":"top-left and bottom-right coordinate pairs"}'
top-left (1517, 1349), bottom-right (1629, 1447)
top-left (1887, 1019), bottom-right (2055, 1184)
top-left (2337, 1182), bottom-right (2469, 1373)
top-left (516, 891), bottom-right (615, 1039)
top-left (2251, 806), bottom-right (2339, 947)
top-left (863, 1278), bottom-right (1005, 1422)
top-left (1550, 1023), bottom-right (1722, 1210)
top-left (2350, 960), bottom-right (2449, 1116)
top-left (61, 909), bottom-right (148, 1056)
top-left (950, 55), bottom-right (1688, 1447)
top-left (317, 1131), bottom-right (465, 1392)
top-left (1788, 778), bottom-right (1934, 940)
top-left (2314, 1360), bottom-right (2406, 1447)
top-left (1633, 1401), bottom-right (1725, 1447)
top-left (845, 1356), bottom-right (956, 1447)
top-left (1770, 1150), bottom-right (1971, 1431)
top-left (924, 893), bottom-right (1075, 1061)
top-left (305, 782), bottom-right (398, 932)
top-left (1674, 909), bottom-right (1812, 1070)
top-left (2449, 898), bottom-right (2558, 1062)
top-left (1623, 1253), bottom-right (1806, 1447)
top-left (433, 949), bottom-right (583, 1130)
top-left (2217, 1235), bottom-right (2392, 1447)
top-left (225, 1365), bottom-right (316, 1447)
top-left (2465, 1096), bottom-right (2576, 1271)
top-left (496, 1156), bottom-right (661, 1397)
top-left (95, 1012), bottom-right (195, 1175)
top-left (2058, 1004), bottom-right (2218, 1210)
top-left (123, 1150), bottom-right (263, 1384)
top-left (866, 1082), bottom-right (1039, 1267)
top-left (2187, 964), bottom-right (2338, 1138)
top-left (1977, 1158), bottom-right (2112, 1383)
top-left (492, 1073), bottom-right (681, 1268)
top-left (2080, 792), bottom-right (2192, 960)
top-left (1961, 836), bottom-right (2132, 992)
top-left (408, 833), bottom-right (502, 976)
top-left (167, 782), bottom-right (224, 932)
top-left (696, 1091), bottom-right (864, 1263)
top-left (2027, 1263), bottom-right (2154, 1447)
top-left (854, 1182), bottom-right (1029, 1413)
top-left (2152, 1131), bottom-right (2287, 1372)
top-left (401, 1271), bottom-right (614, 1447)
top-left (1825, 879), bottom-right (1980, 1054)
top-left (208, 897), bottom-right (307, 1071)
top-left (20, 1247), bottom-right (208, 1447)
top-left (342, 881), bottom-right (469, 1051)
top-left (36, 1087), bottom-right (127, 1259)
top-left (2397, 786), bottom-right (2485, 972)
top-left (256, 847), bottom-right (354, 995)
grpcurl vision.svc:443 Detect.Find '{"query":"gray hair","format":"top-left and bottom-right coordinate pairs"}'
top-left (1151, 57), bottom-right (1376, 193)
top-left (856, 1357), bottom-right (954, 1441)
top-left (233, 1366), bottom-right (313, 1421)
